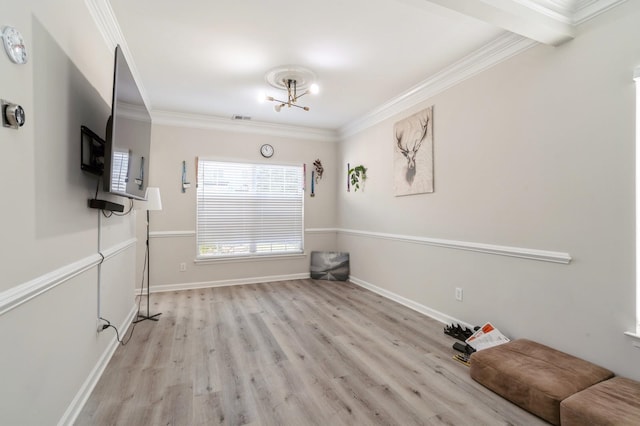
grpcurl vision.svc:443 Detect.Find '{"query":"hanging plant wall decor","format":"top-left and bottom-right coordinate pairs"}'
top-left (348, 164), bottom-right (367, 192)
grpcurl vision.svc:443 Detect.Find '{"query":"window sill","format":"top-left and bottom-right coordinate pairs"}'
top-left (194, 252), bottom-right (307, 265)
top-left (624, 331), bottom-right (640, 348)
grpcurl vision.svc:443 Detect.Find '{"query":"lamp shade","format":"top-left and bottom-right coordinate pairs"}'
top-left (144, 187), bottom-right (163, 211)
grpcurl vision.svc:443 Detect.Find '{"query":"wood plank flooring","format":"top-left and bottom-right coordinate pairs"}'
top-left (76, 279), bottom-right (547, 425)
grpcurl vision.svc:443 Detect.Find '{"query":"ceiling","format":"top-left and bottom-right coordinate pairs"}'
top-left (96, 0), bottom-right (618, 135)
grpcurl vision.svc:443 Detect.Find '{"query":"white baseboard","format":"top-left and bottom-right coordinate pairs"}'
top-left (144, 272), bottom-right (311, 294)
top-left (65, 274), bottom-right (465, 425)
top-left (349, 275), bottom-right (475, 330)
top-left (58, 304), bottom-right (138, 426)
top-left (141, 272), bottom-right (471, 330)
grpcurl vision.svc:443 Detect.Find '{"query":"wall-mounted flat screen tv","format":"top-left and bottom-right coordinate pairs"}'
top-left (103, 45), bottom-right (151, 200)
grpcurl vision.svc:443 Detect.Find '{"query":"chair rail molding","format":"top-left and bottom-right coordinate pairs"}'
top-left (337, 228), bottom-right (571, 264)
top-left (0, 238), bottom-right (137, 316)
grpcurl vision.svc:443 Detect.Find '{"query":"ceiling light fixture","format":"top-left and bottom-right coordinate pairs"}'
top-left (262, 66), bottom-right (319, 112)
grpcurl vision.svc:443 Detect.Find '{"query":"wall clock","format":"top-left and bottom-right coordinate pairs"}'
top-left (2, 26), bottom-right (27, 64)
top-left (260, 144), bottom-right (274, 158)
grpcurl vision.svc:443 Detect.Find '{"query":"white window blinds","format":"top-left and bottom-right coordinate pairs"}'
top-left (197, 159), bottom-right (304, 258)
top-left (112, 150), bottom-right (129, 193)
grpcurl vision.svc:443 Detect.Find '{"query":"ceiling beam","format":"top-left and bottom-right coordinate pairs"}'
top-left (426, 0), bottom-right (575, 46)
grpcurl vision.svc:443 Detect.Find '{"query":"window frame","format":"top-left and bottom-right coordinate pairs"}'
top-left (195, 157), bottom-right (305, 261)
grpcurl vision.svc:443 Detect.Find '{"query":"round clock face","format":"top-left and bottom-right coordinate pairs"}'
top-left (260, 144), bottom-right (274, 158)
top-left (2, 26), bottom-right (27, 64)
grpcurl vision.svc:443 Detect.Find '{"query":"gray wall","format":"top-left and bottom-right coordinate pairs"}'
top-left (336, 1), bottom-right (640, 380)
top-left (0, 1), bottom-right (137, 424)
top-left (138, 123), bottom-right (339, 291)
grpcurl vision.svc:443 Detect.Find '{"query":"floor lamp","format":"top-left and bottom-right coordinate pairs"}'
top-left (134, 187), bottom-right (163, 323)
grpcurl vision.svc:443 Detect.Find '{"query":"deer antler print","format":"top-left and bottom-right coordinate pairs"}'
top-left (396, 116), bottom-right (429, 185)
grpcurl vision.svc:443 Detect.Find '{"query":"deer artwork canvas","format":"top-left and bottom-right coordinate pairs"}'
top-left (393, 106), bottom-right (434, 196)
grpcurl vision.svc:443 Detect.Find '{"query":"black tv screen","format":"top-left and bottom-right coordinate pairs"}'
top-left (103, 45), bottom-right (151, 200)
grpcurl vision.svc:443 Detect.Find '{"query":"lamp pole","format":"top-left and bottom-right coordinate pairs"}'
top-left (134, 187), bottom-right (162, 323)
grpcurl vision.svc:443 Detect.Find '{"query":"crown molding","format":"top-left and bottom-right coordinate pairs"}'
top-left (488, 0), bottom-right (630, 27)
top-left (513, 0), bottom-right (575, 23)
top-left (339, 0), bottom-right (626, 138)
top-left (427, 0), bottom-right (575, 45)
top-left (84, 0), bottom-right (120, 49)
top-left (151, 110), bottom-right (339, 142)
top-left (572, 0), bottom-right (629, 24)
top-left (510, 0), bottom-right (618, 23)
top-left (339, 32), bottom-right (537, 139)
top-left (85, 0), bottom-right (151, 110)
top-left (87, 0), bottom-right (626, 142)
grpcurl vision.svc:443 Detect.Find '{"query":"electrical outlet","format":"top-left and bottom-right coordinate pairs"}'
top-left (179, 262), bottom-right (187, 272)
top-left (455, 287), bottom-right (463, 302)
top-left (96, 318), bottom-right (106, 333)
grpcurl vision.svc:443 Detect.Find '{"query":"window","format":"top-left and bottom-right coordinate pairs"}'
top-left (196, 159), bottom-right (304, 259)
top-left (112, 150), bottom-right (129, 193)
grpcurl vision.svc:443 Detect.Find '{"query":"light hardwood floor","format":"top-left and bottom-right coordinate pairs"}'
top-left (76, 279), bottom-right (547, 425)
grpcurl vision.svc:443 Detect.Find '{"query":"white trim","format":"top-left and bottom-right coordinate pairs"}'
top-left (339, 33), bottom-right (538, 138)
top-left (305, 228), bottom-right (339, 234)
top-left (84, 0), bottom-right (151, 110)
top-left (58, 304), bottom-right (138, 426)
top-left (0, 255), bottom-right (99, 316)
top-left (624, 332), bottom-right (640, 349)
top-left (150, 230), bottom-right (196, 238)
top-left (349, 275), bottom-right (475, 329)
top-left (512, 0), bottom-right (575, 24)
top-left (102, 238), bottom-right (137, 259)
top-left (428, 0), bottom-right (574, 45)
top-left (147, 273), bottom-right (310, 294)
top-left (338, 228), bottom-right (571, 264)
top-left (84, 0), bottom-right (120, 50)
top-left (635, 68), bottom-right (640, 335)
top-left (194, 252), bottom-right (307, 265)
top-left (151, 229), bottom-right (335, 237)
top-left (86, 0), bottom-right (628, 141)
top-left (0, 239), bottom-right (137, 316)
top-left (151, 110), bottom-right (339, 143)
top-left (572, 0), bottom-right (629, 25)
top-left (150, 227), bottom-right (570, 264)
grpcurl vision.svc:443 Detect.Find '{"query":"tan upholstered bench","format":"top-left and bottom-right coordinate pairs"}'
top-left (561, 376), bottom-right (640, 425)
top-left (469, 339), bottom-right (614, 425)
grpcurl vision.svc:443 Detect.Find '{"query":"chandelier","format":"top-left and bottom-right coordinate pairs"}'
top-left (260, 66), bottom-right (319, 112)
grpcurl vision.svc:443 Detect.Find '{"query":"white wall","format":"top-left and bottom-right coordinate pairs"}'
top-left (337, 0), bottom-right (640, 380)
top-left (139, 123), bottom-right (338, 291)
top-left (0, 1), bottom-right (137, 424)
